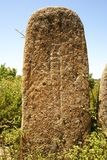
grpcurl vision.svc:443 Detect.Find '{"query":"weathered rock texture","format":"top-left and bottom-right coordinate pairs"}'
top-left (21, 7), bottom-right (91, 157)
top-left (98, 64), bottom-right (107, 135)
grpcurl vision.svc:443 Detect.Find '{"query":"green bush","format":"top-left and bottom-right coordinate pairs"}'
top-left (0, 64), bottom-right (16, 80)
top-left (0, 77), bottom-right (22, 133)
top-left (89, 74), bottom-right (100, 131)
top-left (0, 64), bottom-right (21, 159)
top-left (64, 131), bottom-right (107, 160)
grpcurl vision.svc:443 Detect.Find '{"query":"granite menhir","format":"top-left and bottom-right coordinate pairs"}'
top-left (21, 7), bottom-right (91, 158)
top-left (98, 64), bottom-right (107, 135)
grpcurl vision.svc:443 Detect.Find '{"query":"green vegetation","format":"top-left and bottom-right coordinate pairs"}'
top-left (0, 64), bottom-right (107, 160)
top-left (89, 73), bottom-right (100, 131)
top-left (0, 64), bottom-right (21, 159)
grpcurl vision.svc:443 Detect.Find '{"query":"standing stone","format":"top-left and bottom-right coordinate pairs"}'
top-left (21, 7), bottom-right (91, 157)
top-left (98, 64), bottom-right (107, 135)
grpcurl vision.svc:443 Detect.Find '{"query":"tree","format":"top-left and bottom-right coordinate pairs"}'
top-left (0, 64), bottom-right (17, 80)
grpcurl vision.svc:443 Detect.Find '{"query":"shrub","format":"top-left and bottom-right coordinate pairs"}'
top-left (0, 77), bottom-right (22, 133)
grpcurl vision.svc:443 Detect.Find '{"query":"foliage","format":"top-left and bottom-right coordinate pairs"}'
top-left (1, 129), bottom-right (20, 159)
top-left (0, 64), bottom-right (17, 80)
top-left (89, 74), bottom-right (100, 131)
top-left (0, 64), bottom-right (21, 159)
top-left (0, 76), bottom-right (22, 134)
top-left (89, 73), bottom-right (95, 90)
top-left (63, 131), bottom-right (107, 160)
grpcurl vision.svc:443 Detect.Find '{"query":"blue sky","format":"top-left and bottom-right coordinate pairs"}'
top-left (0, 0), bottom-right (107, 78)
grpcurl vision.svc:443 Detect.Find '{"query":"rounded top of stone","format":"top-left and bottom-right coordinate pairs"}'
top-left (34, 7), bottom-right (77, 15)
top-left (28, 7), bottom-right (82, 24)
top-left (25, 6), bottom-right (84, 42)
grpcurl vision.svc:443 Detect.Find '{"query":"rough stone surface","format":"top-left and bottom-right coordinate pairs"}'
top-left (98, 64), bottom-right (107, 135)
top-left (21, 7), bottom-right (91, 157)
